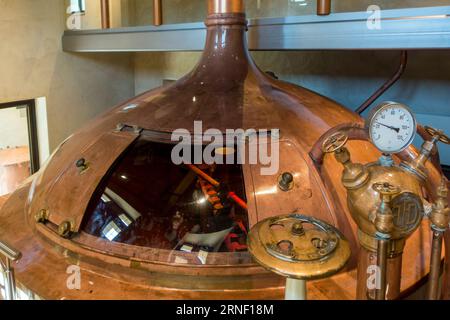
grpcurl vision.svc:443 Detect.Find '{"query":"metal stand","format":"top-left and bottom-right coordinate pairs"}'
top-left (285, 278), bottom-right (307, 300)
top-left (247, 214), bottom-right (351, 301)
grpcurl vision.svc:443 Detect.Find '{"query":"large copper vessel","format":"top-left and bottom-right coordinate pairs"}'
top-left (0, 0), bottom-right (445, 300)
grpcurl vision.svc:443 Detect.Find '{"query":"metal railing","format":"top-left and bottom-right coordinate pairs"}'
top-left (0, 240), bottom-right (22, 300)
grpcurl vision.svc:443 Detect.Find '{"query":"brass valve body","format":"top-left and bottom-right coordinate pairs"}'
top-left (347, 164), bottom-right (424, 252)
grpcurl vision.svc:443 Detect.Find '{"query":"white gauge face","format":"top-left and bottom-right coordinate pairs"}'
top-left (368, 103), bottom-right (417, 153)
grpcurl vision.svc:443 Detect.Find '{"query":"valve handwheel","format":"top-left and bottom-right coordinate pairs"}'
top-left (425, 126), bottom-right (450, 145)
top-left (322, 132), bottom-right (349, 154)
top-left (247, 214), bottom-right (351, 300)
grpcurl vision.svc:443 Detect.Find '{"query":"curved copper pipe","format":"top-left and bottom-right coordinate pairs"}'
top-left (100, 0), bottom-right (110, 29)
top-left (310, 122), bottom-right (443, 173)
top-left (356, 51), bottom-right (408, 115)
top-left (309, 122), bottom-right (367, 166)
top-left (317, 0), bottom-right (331, 16)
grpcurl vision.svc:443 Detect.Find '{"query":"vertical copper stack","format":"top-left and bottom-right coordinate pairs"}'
top-left (100, 0), bottom-right (111, 29)
top-left (208, 0), bottom-right (244, 14)
top-left (317, 0), bottom-right (331, 16)
top-left (153, 0), bottom-right (163, 26)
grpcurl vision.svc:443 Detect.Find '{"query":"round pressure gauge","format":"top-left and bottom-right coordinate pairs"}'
top-left (367, 102), bottom-right (417, 154)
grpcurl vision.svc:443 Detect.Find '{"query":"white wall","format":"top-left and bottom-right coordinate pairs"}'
top-left (0, 0), bottom-right (135, 150)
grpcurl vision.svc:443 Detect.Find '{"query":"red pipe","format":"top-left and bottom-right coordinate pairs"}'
top-left (228, 192), bottom-right (248, 210)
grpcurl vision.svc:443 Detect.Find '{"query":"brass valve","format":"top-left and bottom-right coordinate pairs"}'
top-left (372, 182), bottom-right (400, 238)
top-left (322, 132), bottom-right (369, 189)
top-left (402, 126), bottom-right (450, 180)
top-left (430, 178), bottom-right (450, 231)
top-left (371, 182), bottom-right (401, 300)
top-left (427, 177), bottom-right (450, 300)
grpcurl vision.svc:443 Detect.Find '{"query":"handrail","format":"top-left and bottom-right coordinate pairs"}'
top-left (0, 240), bottom-right (21, 300)
top-left (0, 241), bottom-right (22, 261)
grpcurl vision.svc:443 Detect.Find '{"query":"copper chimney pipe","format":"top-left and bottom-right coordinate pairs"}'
top-left (100, 0), bottom-right (111, 29)
top-left (208, 0), bottom-right (245, 14)
top-left (153, 0), bottom-right (163, 26)
top-left (317, 0), bottom-right (331, 16)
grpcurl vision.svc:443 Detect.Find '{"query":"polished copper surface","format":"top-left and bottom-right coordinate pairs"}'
top-left (208, 0), bottom-right (244, 14)
top-left (0, 3), bottom-right (445, 300)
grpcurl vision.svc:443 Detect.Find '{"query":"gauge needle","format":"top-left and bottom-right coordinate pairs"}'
top-left (376, 122), bottom-right (400, 133)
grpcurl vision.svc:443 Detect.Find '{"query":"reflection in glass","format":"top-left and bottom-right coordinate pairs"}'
top-left (124, 0), bottom-right (450, 26)
top-left (82, 138), bottom-right (249, 255)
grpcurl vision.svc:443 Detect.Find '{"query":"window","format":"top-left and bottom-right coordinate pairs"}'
top-left (0, 100), bottom-right (40, 196)
top-left (69, 0), bottom-right (86, 14)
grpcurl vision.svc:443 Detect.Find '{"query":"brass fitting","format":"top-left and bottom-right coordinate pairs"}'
top-left (402, 126), bottom-right (450, 180)
top-left (35, 209), bottom-right (49, 223)
top-left (322, 131), bottom-right (424, 254)
top-left (430, 178), bottom-right (450, 231)
top-left (58, 221), bottom-right (73, 239)
top-left (322, 131), bottom-right (369, 190)
top-left (372, 183), bottom-right (400, 238)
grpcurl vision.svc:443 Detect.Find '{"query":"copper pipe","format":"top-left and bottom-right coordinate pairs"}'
top-left (228, 192), bottom-right (248, 210)
top-left (356, 248), bottom-right (402, 300)
top-left (443, 229), bottom-right (450, 299)
top-left (427, 230), bottom-right (443, 300)
top-left (356, 51), bottom-right (408, 115)
top-left (186, 164), bottom-right (220, 187)
top-left (100, 0), bottom-right (111, 29)
top-left (317, 0), bottom-right (331, 16)
top-left (153, 0), bottom-right (162, 26)
top-left (376, 239), bottom-right (389, 300)
top-left (208, 0), bottom-right (244, 15)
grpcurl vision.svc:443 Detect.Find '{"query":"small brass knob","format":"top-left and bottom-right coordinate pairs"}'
top-left (278, 172), bottom-right (294, 191)
top-left (76, 158), bottom-right (86, 168)
top-left (75, 158), bottom-right (88, 173)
